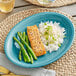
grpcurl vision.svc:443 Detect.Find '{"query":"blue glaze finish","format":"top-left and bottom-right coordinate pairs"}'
top-left (4, 12), bottom-right (75, 68)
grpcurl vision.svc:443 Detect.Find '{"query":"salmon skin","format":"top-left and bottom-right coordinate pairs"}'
top-left (27, 25), bottom-right (46, 56)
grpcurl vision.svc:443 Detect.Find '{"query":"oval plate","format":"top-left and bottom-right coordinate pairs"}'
top-left (4, 12), bottom-right (75, 68)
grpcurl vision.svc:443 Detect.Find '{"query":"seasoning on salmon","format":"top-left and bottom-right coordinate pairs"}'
top-left (27, 25), bottom-right (46, 56)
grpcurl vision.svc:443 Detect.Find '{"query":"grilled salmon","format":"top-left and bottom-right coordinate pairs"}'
top-left (27, 25), bottom-right (46, 56)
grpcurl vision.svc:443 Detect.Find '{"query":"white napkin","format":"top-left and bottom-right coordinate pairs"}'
top-left (0, 52), bottom-right (56, 76)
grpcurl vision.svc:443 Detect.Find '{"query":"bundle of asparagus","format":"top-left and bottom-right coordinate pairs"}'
top-left (13, 32), bottom-right (37, 64)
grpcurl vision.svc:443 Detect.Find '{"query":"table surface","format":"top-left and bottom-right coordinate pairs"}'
top-left (0, 0), bottom-right (76, 75)
top-left (0, 0), bottom-right (76, 23)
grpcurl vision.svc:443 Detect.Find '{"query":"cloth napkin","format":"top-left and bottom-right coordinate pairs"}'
top-left (0, 52), bottom-right (56, 76)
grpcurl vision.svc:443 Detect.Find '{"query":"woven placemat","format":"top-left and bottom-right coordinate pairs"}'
top-left (25, 0), bottom-right (76, 7)
top-left (0, 8), bottom-right (76, 76)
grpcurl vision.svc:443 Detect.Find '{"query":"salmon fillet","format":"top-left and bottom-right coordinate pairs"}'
top-left (27, 25), bottom-right (46, 56)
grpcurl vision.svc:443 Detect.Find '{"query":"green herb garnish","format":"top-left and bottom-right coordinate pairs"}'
top-left (58, 43), bottom-right (61, 47)
top-left (50, 41), bottom-right (54, 44)
top-left (44, 31), bottom-right (48, 35)
top-left (44, 22), bottom-right (47, 25)
top-left (46, 36), bottom-right (48, 40)
top-left (46, 42), bottom-right (49, 46)
top-left (52, 36), bottom-right (56, 41)
top-left (58, 35), bottom-right (60, 38)
top-left (45, 26), bottom-right (52, 31)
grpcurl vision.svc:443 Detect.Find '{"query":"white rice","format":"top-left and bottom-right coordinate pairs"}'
top-left (39, 21), bottom-right (65, 53)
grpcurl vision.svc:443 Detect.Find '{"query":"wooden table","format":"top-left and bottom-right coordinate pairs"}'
top-left (0, 0), bottom-right (76, 23)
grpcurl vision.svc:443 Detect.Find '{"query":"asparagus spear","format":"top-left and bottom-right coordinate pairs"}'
top-left (25, 35), bottom-right (29, 44)
top-left (18, 32), bottom-right (27, 62)
top-left (22, 32), bottom-right (27, 62)
top-left (25, 35), bottom-right (33, 64)
top-left (13, 37), bottom-right (30, 62)
top-left (22, 32), bottom-right (25, 40)
top-left (22, 53), bottom-right (27, 62)
top-left (19, 50), bottom-right (22, 61)
top-left (17, 32), bottom-right (37, 60)
top-left (18, 32), bottom-right (22, 61)
top-left (19, 48), bottom-right (27, 62)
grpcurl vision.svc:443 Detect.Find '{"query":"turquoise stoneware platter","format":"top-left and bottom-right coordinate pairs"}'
top-left (4, 12), bottom-right (75, 68)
